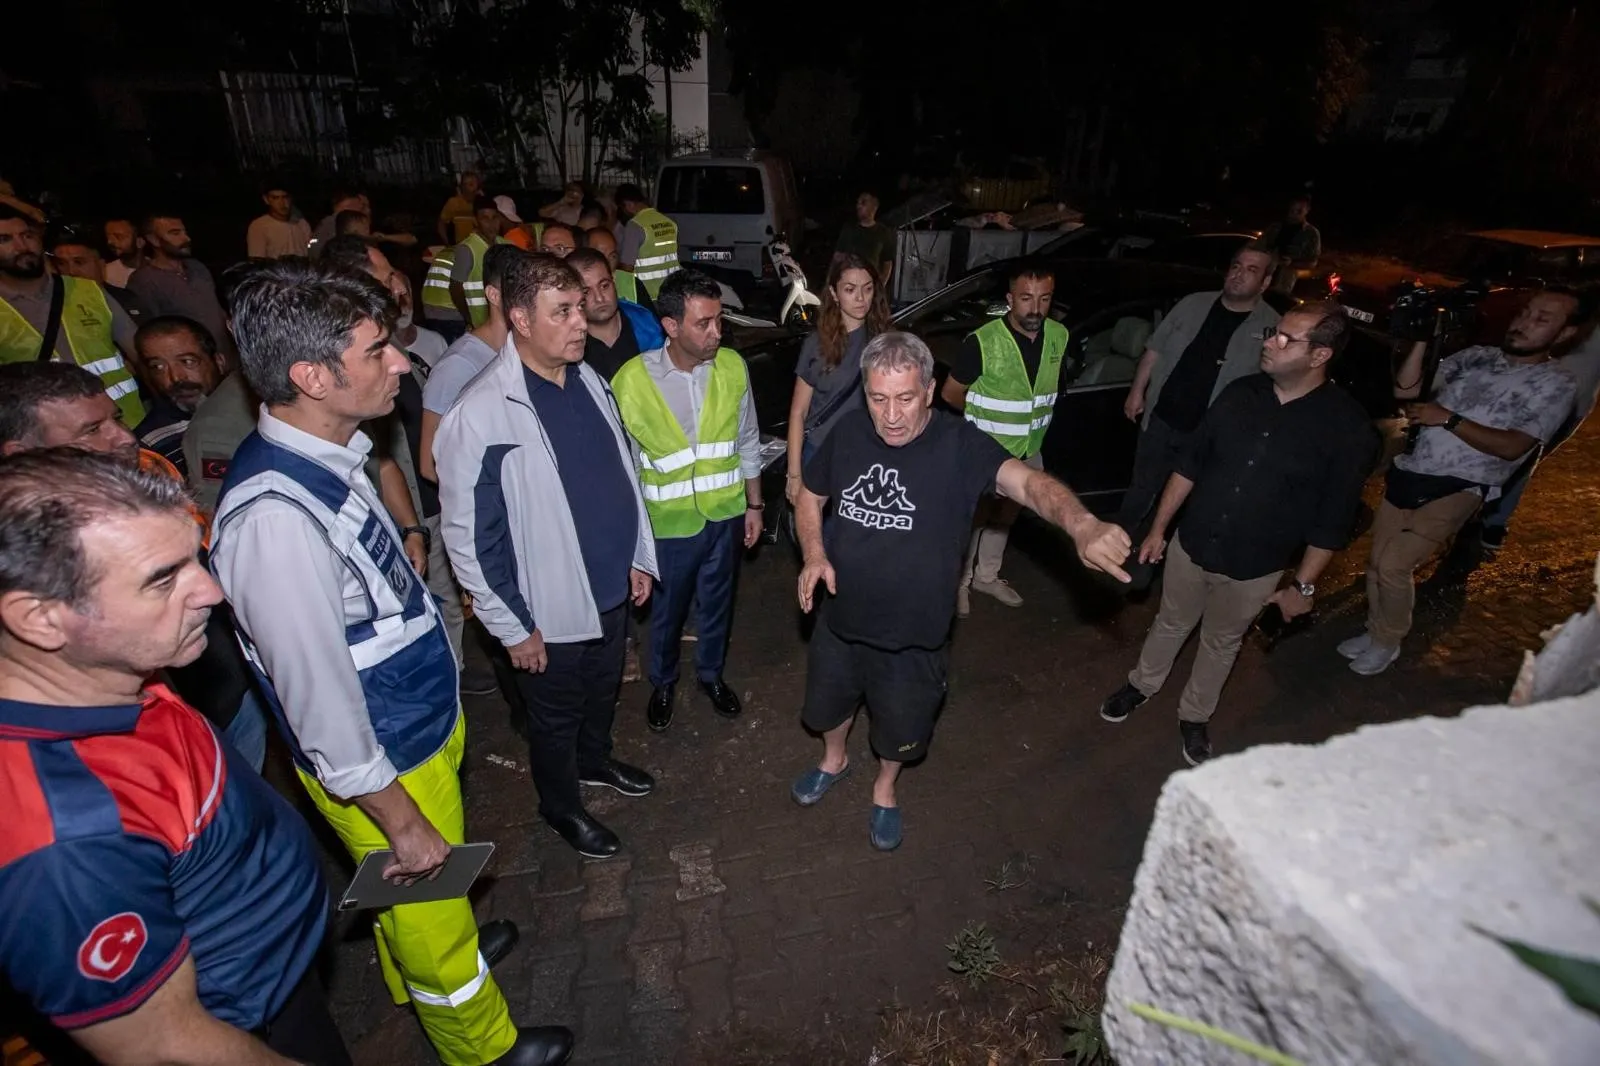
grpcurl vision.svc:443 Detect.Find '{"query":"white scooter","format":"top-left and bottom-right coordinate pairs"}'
top-left (719, 240), bottom-right (822, 330)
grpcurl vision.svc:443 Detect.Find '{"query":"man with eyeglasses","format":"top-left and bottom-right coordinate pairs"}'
top-left (1098, 304), bottom-right (1376, 766)
top-left (1118, 245), bottom-right (1280, 562)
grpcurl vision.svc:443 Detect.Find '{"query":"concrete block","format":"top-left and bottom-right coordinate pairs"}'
top-left (1104, 692), bottom-right (1600, 1066)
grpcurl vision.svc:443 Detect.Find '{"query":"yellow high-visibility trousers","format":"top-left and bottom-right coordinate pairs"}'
top-left (299, 714), bottom-right (518, 1065)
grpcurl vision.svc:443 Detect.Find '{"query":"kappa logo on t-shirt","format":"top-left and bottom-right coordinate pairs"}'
top-left (838, 463), bottom-right (916, 531)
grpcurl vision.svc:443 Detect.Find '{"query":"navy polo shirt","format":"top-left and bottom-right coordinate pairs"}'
top-left (523, 364), bottom-right (638, 612)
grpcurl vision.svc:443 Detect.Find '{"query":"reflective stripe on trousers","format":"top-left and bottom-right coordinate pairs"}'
top-left (296, 715), bottom-right (518, 1065)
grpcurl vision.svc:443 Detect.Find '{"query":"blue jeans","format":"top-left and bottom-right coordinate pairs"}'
top-left (649, 518), bottom-right (742, 689)
top-left (223, 689), bottom-right (270, 773)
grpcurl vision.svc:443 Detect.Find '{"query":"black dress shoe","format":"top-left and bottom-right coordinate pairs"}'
top-left (546, 810), bottom-right (621, 859)
top-left (646, 685), bottom-right (675, 732)
top-left (492, 1025), bottom-right (574, 1065)
top-left (579, 759), bottom-right (655, 797)
top-left (700, 678), bottom-right (742, 719)
top-left (479, 918), bottom-right (520, 969)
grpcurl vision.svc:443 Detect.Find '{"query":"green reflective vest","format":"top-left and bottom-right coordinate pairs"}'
top-left (612, 347), bottom-right (748, 539)
top-left (420, 246), bottom-right (456, 312)
top-left (614, 268), bottom-right (639, 304)
top-left (629, 207), bottom-right (679, 297)
top-left (0, 276), bottom-right (145, 426)
top-left (964, 317), bottom-right (1069, 459)
top-left (461, 233), bottom-right (504, 327)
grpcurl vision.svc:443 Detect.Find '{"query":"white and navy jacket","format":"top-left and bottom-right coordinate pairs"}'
top-left (211, 410), bottom-right (458, 799)
top-left (434, 337), bottom-right (658, 647)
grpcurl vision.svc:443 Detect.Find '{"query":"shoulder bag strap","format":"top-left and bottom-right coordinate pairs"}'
top-left (36, 274), bottom-right (66, 362)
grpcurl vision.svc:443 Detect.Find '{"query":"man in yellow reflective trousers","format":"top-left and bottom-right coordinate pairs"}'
top-left (209, 259), bottom-right (574, 1066)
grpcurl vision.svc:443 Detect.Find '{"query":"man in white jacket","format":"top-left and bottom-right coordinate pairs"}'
top-left (435, 254), bottom-right (658, 859)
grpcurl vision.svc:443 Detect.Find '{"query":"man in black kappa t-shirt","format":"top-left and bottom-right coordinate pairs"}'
top-left (789, 331), bottom-right (1132, 851)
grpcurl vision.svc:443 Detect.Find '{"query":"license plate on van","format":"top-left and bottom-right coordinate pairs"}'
top-left (688, 248), bottom-right (734, 263)
top-left (1344, 306), bottom-right (1376, 324)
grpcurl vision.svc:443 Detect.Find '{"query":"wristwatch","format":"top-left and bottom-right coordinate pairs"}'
top-left (399, 524), bottom-right (431, 552)
top-left (1292, 579), bottom-right (1316, 598)
top-left (747, 502), bottom-right (766, 511)
top-left (1443, 411), bottom-right (1464, 431)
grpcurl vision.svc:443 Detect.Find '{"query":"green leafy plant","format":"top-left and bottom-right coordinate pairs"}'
top-left (946, 922), bottom-right (1001, 987)
top-left (1474, 897), bottom-right (1600, 1019)
top-left (1061, 1004), bottom-right (1110, 1064)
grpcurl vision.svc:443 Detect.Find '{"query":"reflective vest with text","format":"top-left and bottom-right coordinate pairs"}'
top-left (629, 207), bottom-right (679, 297)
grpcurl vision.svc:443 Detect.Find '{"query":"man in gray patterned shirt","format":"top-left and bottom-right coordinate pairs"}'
top-left (1341, 289), bottom-right (1584, 676)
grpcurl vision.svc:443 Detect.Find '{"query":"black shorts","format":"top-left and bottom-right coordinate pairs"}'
top-left (801, 621), bottom-right (949, 762)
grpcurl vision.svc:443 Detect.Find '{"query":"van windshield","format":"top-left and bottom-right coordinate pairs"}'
top-left (659, 166), bottom-right (765, 215)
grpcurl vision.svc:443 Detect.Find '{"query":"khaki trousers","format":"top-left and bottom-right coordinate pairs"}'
top-left (1363, 492), bottom-right (1481, 646)
top-left (1129, 536), bottom-right (1282, 724)
top-left (961, 451), bottom-right (1041, 587)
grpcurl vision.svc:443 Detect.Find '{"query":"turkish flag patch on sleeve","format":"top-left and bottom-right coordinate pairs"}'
top-left (77, 912), bottom-right (149, 982)
top-left (200, 457), bottom-right (231, 482)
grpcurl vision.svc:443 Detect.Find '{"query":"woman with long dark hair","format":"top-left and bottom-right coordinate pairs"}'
top-left (784, 254), bottom-right (892, 503)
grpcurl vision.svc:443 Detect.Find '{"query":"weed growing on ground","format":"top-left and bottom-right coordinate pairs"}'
top-left (983, 855), bottom-right (1035, 893)
top-left (946, 923), bottom-right (1002, 987)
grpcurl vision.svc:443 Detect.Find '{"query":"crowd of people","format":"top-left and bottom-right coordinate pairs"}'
top-left (0, 167), bottom-right (1597, 1066)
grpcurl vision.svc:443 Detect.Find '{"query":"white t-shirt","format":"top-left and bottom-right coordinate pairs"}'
top-left (104, 260), bottom-right (135, 288)
top-left (405, 326), bottom-right (449, 370)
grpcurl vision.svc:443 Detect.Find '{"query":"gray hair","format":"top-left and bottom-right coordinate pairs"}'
top-left (0, 449), bottom-right (192, 610)
top-left (860, 331), bottom-right (934, 388)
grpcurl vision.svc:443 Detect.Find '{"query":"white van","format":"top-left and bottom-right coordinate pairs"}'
top-left (655, 151), bottom-right (803, 279)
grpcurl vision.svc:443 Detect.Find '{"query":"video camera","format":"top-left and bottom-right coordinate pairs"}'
top-left (1388, 280), bottom-right (1486, 343)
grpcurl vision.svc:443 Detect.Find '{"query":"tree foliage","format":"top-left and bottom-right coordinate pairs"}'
top-left (391, 0), bottom-right (705, 185)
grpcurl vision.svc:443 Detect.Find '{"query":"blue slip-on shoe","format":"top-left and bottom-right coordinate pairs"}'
top-left (869, 805), bottom-right (903, 851)
top-left (791, 762), bottom-right (850, 807)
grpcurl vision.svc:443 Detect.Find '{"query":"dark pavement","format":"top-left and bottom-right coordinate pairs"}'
top-left (327, 418), bottom-right (1600, 1065)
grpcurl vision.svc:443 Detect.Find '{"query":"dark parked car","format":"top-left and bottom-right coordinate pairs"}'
top-left (744, 257), bottom-right (1309, 523)
top-left (1310, 229), bottom-right (1600, 344)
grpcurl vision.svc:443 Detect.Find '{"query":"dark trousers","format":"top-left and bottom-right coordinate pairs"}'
top-left (259, 969), bottom-right (352, 1066)
top-left (513, 604), bottom-right (627, 820)
top-left (1117, 414), bottom-right (1198, 539)
top-left (649, 517), bottom-right (741, 689)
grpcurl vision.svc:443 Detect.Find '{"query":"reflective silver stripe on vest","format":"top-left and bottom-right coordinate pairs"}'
top-left (82, 355), bottom-right (128, 377)
top-left (965, 392), bottom-right (1032, 414)
top-left (642, 445), bottom-right (697, 474)
top-left (640, 440), bottom-right (738, 474)
top-left (639, 468), bottom-right (742, 501)
top-left (964, 413), bottom-right (1028, 436)
top-left (634, 253), bottom-right (676, 267)
top-left (106, 378), bottom-right (141, 400)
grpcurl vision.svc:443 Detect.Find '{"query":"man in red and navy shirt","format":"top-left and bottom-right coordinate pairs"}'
top-left (0, 449), bottom-right (346, 1066)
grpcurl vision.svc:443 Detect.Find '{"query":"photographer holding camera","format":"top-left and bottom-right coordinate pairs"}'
top-left (1341, 288), bottom-right (1586, 676)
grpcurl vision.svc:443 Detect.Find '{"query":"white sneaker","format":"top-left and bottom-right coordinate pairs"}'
top-left (1349, 641), bottom-right (1400, 676)
top-left (971, 578), bottom-right (1023, 607)
top-left (1336, 632), bottom-right (1374, 660)
top-left (956, 585), bottom-right (971, 618)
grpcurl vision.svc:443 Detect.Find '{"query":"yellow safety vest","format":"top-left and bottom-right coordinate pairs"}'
top-left (612, 347), bottom-right (748, 539)
top-left (964, 317), bottom-right (1069, 459)
top-left (0, 276), bottom-right (145, 426)
top-left (629, 207), bottom-right (679, 297)
top-left (614, 268), bottom-right (639, 304)
top-left (420, 246), bottom-right (456, 313)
